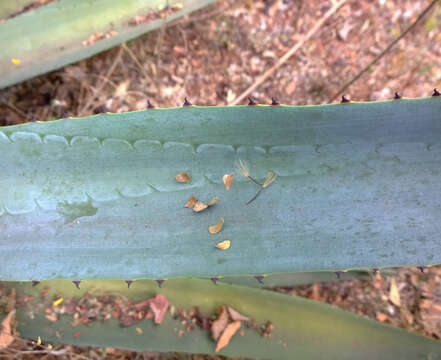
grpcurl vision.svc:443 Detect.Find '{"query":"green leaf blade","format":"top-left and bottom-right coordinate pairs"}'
top-left (1, 99), bottom-right (441, 280)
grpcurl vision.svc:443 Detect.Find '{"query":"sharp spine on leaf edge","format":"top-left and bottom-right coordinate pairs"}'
top-left (394, 92), bottom-right (402, 100)
top-left (418, 266), bottom-right (427, 273)
top-left (125, 280), bottom-right (134, 288)
top-left (433, 88), bottom-right (441, 97)
top-left (340, 95), bottom-right (350, 103)
top-left (31, 280), bottom-right (40, 287)
top-left (248, 97), bottom-right (257, 106)
top-left (156, 279), bottom-right (165, 288)
top-left (372, 268), bottom-right (380, 274)
top-left (271, 97), bottom-right (280, 106)
top-left (210, 277), bottom-right (220, 285)
top-left (72, 280), bottom-right (81, 289)
top-left (147, 100), bottom-right (155, 109)
top-left (183, 97), bottom-right (192, 106)
top-left (335, 271), bottom-right (345, 279)
top-left (254, 275), bottom-right (265, 284)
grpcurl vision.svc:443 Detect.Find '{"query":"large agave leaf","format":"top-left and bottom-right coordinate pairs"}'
top-left (3, 278), bottom-right (441, 359)
top-left (0, 0), bottom-right (214, 89)
top-left (0, 98), bottom-right (441, 280)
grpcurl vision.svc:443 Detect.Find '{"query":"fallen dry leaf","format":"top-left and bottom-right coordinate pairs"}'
top-left (389, 278), bottom-right (401, 307)
top-left (193, 201), bottom-right (208, 212)
top-left (207, 197), bottom-right (219, 206)
top-left (184, 195), bottom-right (197, 208)
top-left (216, 240), bottom-right (231, 250)
top-left (227, 307), bottom-right (249, 321)
top-left (215, 321), bottom-right (241, 353)
top-left (176, 172), bottom-right (191, 183)
top-left (149, 294), bottom-right (169, 324)
top-left (209, 218), bottom-right (224, 234)
top-left (0, 310), bottom-right (15, 349)
top-left (211, 307), bottom-right (229, 341)
top-left (222, 174), bottom-right (233, 190)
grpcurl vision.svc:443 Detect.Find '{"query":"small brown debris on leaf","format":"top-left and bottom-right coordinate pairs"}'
top-left (209, 218), bottom-right (224, 234)
top-left (193, 201), bottom-right (208, 212)
top-left (211, 306), bottom-right (229, 341)
top-left (176, 172), bottom-right (191, 183)
top-left (207, 197), bottom-right (219, 206)
top-left (0, 310), bottom-right (15, 349)
top-left (135, 327), bottom-right (143, 335)
top-left (222, 174), bottom-right (233, 190)
top-left (215, 321), bottom-right (241, 353)
top-left (227, 307), bottom-right (249, 321)
top-left (216, 240), bottom-right (231, 250)
top-left (149, 294), bottom-right (169, 324)
top-left (184, 195), bottom-right (197, 208)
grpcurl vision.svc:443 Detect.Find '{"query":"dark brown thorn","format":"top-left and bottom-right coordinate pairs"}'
top-left (433, 88), bottom-right (441, 97)
top-left (394, 92), bottom-right (402, 100)
top-left (254, 275), bottom-right (265, 284)
top-left (248, 97), bottom-right (257, 106)
top-left (156, 279), bottom-right (165, 288)
top-left (340, 95), bottom-right (350, 103)
top-left (372, 268), bottom-right (380, 274)
top-left (418, 266), bottom-right (427, 273)
top-left (147, 100), bottom-right (155, 109)
top-left (335, 271), bottom-right (344, 279)
top-left (210, 277), bottom-right (220, 285)
top-left (183, 97), bottom-right (192, 106)
top-left (271, 97), bottom-right (280, 106)
top-left (72, 280), bottom-right (81, 289)
top-left (31, 280), bottom-right (40, 287)
top-left (30, 116), bottom-right (37, 122)
top-left (125, 280), bottom-right (133, 288)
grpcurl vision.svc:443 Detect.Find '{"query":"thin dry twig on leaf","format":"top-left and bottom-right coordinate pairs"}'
top-left (328, 0), bottom-right (439, 102)
top-left (228, 0), bottom-right (347, 105)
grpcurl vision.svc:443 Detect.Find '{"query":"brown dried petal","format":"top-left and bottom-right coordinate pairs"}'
top-left (184, 195), bottom-right (197, 208)
top-left (215, 321), bottom-right (241, 352)
top-left (216, 240), bottom-right (230, 250)
top-left (149, 294), bottom-right (169, 325)
top-left (209, 218), bottom-right (224, 234)
top-left (222, 174), bottom-right (233, 190)
top-left (211, 306), bottom-right (229, 341)
top-left (227, 307), bottom-right (249, 322)
top-left (193, 201), bottom-right (208, 212)
top-left (176, 172), bottom-right (191, 183)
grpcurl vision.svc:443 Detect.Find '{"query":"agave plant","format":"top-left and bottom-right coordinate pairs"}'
top-left (1, 93), bottom-right (441, 358)
top-left (0, 0), bottom-right (215, 89)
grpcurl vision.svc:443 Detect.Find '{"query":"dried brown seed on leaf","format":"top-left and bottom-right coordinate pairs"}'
top-left (215, 321), bottom-right (241, 352)
top-left (176, 172), bottom-right (191, 183)
top-left (149, 294), bottom-right (169, 324)
top-left (0, 310), bottom-right (15, 349)
top-left (227, 307), bottom-right (249, 321)
top-left (209, 218), bottom-right (224, 234)
top-left (184, 195), bottom-right (197, 208)
top-left (216, 240), bottom-right (231, 250)
top-left (211, 306), bottom-right (229, 341)
top-left (222, 174), bottom-right (233, 190)
top-left (193, 201), bottom-right (208, 212)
